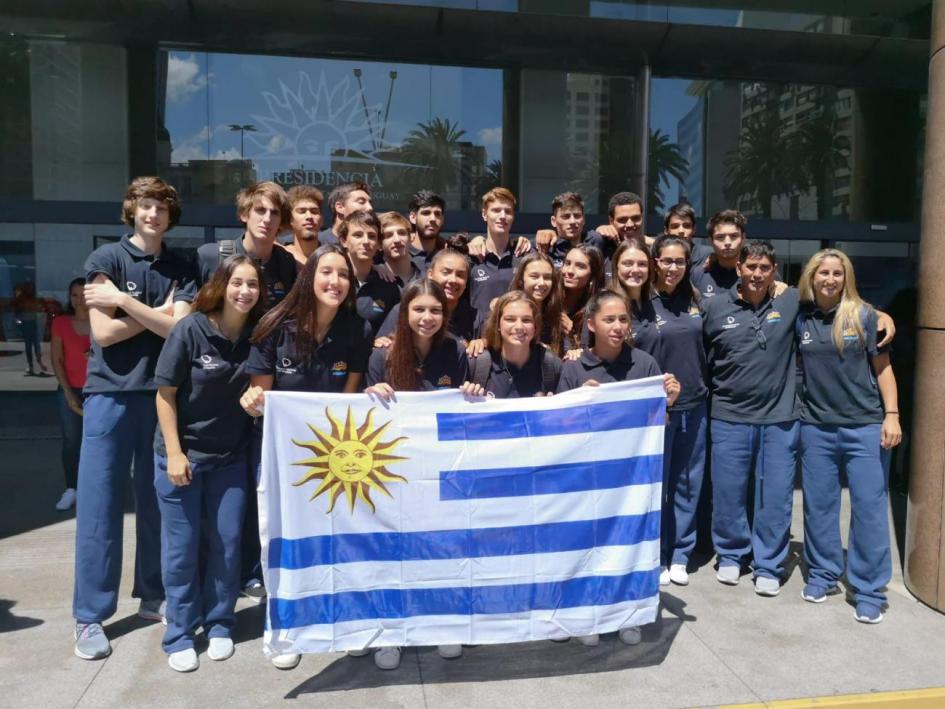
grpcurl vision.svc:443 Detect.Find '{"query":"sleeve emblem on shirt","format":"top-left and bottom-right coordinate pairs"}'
top-left (372, 299), bottom-right (386, 313)
top-left (436, 375), bottom-right (452, 388)
top-left (331, 361), bottom-right (348, 377)
top-left (689, 306), bottom-right (701, 318)
top-left (766, 311), bottom-right (781, 322)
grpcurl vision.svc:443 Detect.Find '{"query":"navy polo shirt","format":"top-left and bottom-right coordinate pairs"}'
top-left (796, 304), bottom-right (885, 426)
top-left (409, 242), bottom-right (441, 274)
top-left (652, 289), bottom-right (707, 411)
top-left (702, 285), bottom-right (800, 424)
top-left (467, 242), bottom-right (519, 323)
top-left (196, 237), bottom-right (297, 308)
top-left (557, 344), bottom-right (662, 392)
top-left (365, 335), bottom-right (470, 390)
top-left (690, 261), bottom-right (738, 301)
top-left (246, 311), bottom-right (372, 392)
top-left (84, 235), bottom-right (197, 394)
top-left (377, 299), bottom-right (477, 343)
top-left (153, 312), bottom-right (253, 464)
top-left (354, 270), bottom-right (401, 337)
top-left (318, 227), bottom-right (339, 247)
top-left (548, 232), bottom-right (608, 270)
top-left (689, 242), bottom-right (714, 266)
top-left (478, 345), bottom-right (562, 399)
top-left (382, 261), bottom-right (423, 293)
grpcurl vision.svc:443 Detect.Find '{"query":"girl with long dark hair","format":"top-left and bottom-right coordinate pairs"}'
top-left (240, 245), bottom-right (373, 671)
top-left (649, 234), bottom-right (708, 587)
top-left (153, 255), bottom-right (266, 672)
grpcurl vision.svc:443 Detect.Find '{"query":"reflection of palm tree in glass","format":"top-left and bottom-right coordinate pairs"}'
top-left (793, 108), bottom-right (850, 219)
top-left (399, 118), bottom-right (468, 195)
top-left (648, 129), bottom-right (689, 214)
top-left (724, 109), bottom-right (800, 218)
top-left (476, 159), bottom-right (503, 197)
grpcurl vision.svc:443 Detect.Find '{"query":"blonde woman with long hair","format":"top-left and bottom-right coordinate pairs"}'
top-left (796, 248), bottom-right (901, 624)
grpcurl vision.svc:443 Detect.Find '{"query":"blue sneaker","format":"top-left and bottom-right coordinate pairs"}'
top-left (854, 601), bottom-right (884, 624)
top-left (801, 583), bottom-right (830, 603)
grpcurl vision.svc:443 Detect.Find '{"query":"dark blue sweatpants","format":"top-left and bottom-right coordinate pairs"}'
top-left (662, 402), bottom-right (708, 567)
top-left (710, 419), bottom-right (799, 580)
top-left (154, 453), bottom-right (248, 653)
top-left (73, 393), bottom-right (164, 623)
top-left (800, 423), bottom-right (891, 606)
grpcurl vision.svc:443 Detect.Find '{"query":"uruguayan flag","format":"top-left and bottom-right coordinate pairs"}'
top-left (259, 378), bottom-right (665, 656)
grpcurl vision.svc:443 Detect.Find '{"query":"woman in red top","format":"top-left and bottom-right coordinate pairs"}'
top-left (51, 278), bottom-right (91, 510)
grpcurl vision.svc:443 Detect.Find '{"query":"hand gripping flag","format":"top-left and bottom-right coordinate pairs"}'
top-left (259, 378), bottom-right (666, 656)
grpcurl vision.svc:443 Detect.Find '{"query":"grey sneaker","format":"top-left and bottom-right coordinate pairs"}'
top-left (137, 599), bottom-right (166, 622)
top-left (74, 622), bottom-right (111, 660)
top-left (619, 626), bottom-right (642, 645)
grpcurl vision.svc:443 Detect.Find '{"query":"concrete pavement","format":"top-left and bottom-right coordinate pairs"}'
top-left (2, 436), bottom-right (945, 709)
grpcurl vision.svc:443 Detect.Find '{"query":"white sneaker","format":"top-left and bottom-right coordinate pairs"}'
top-left (56, 488), bottom-right (77, 511)
top-left (754, 576), bottom-right (781, 597)
top-left (619, 627), bottom-right (642, 645)
top-left (207, 637), bottom-right (234, 661)
top-left (659, 568), bottom-right (670, 586)
top-left (374, 646), bottom-right (402, 670)
top-left (576, 634), bottom-right (599, 647)
top-left (271, 652), bottom-right (301, 670)
top-left (347, 648), bottom-right (370, 657)
top-left (168, 648), bottom-right (199, 672)
top-left (716, 565), bottom-right (741, 586)
top-left (669, 563), bottom-right (690, 586)
top-left (437, 644), bottom-right (462, 659)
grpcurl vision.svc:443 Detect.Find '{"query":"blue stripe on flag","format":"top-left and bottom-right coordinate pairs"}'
top-left (435, 397), bottom-right (665, 441)
top-left (268, 568), bottom-right (659, 629)
top-left (439, 454), bottom-right (661, 500)
top-left (269, 511), bottom-right (659, 570)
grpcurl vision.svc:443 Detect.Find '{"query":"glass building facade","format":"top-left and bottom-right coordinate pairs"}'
top-left (0, 1), bottom-right (931, 443)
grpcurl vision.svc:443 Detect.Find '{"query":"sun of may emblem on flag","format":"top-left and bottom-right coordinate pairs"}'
top-left (291, 406), bottom-right (408, 514)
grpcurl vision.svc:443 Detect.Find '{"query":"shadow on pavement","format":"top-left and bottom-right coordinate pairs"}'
top-left (0, 599), bottom-right (44, 633)
top-left (285, 592), bottom-right (688, 696)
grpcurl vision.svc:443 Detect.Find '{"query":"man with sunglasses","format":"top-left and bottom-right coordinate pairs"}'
top-left (701, 240), bottom-right (799, 599)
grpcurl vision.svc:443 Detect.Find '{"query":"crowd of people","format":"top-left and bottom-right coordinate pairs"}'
top-left (60, 175), bottom-right (901, 674)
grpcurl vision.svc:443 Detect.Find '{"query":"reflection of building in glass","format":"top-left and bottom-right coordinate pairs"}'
top-left (676, 99), bottom-right (704, 215)
top-left (565, 75), bottom-right (609, 160)
top-left (165, 160), bottom-right (256, 203)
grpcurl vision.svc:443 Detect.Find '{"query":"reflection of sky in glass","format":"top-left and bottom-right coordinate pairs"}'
top-left (164, 52), bottom-right (502, 171)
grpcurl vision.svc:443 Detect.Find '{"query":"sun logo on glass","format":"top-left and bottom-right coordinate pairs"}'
top-left (292, 406), bottom-right (407, 514)
top-left (251, 73), bottom-right (389, 166)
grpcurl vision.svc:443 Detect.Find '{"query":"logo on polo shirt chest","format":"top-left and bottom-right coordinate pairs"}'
top-left (766, 310), bottom-right (782, 324)
top-left (125, 280), bottom-right (142, 297)
top-left (198, 353), bottom-right (221, 370)
top-left (277, 357), bottom-right (298, 374)
top-left (331, 361), bottom-right (348, 377)
top-left (704, 284), bottom-right (715, 297)
top-left (655, 314), bottom-right (666, 329)
top-left (473, 267), bottom-right (489, 283)
top-left (842, 327), bottom-right (859, 342)
top-left (801, 330), bottom-right (812, 346)
top-left (722, 315), bottom-right (740, 330)
top-left (436, 375), bottom-right (452, 388)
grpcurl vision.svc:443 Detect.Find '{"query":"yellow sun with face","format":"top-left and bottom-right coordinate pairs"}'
top-left (292, 406), bottom-right (408, 514)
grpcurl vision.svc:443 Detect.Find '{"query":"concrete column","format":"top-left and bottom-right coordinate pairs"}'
top-left (905, 0), bottom-right (945, 611)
